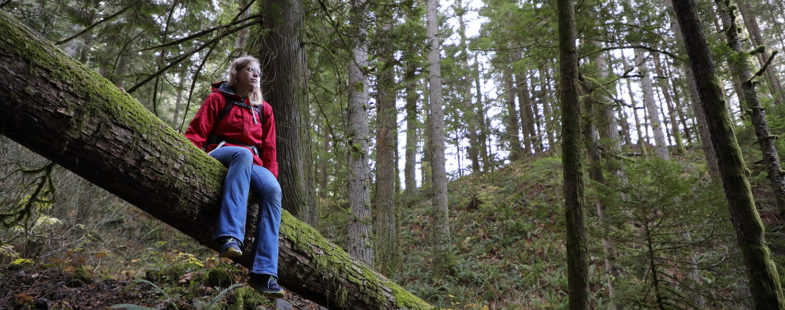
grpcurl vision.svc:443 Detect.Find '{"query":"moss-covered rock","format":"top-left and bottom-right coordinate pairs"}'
top-left (207, 267), bottom-right (234, 288)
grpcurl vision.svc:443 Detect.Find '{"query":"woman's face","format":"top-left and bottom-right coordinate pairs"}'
top-left (236, 63), bottom-right (260, 94)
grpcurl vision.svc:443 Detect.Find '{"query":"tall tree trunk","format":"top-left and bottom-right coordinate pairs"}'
top-left (718, 0), bottom-right (785, 222)
top-left (346, 0), bottom-right (374, 266)
top-left (635, 49), bottom-right (669, 159)
top-left (374, 14), bottom-right (400, 276)
top-left (404, 63), bottom-right (419, 199)
top-left (672, 1), bottom-right (785, 308)
top-left (258, 0), bottom-right (317, 227)
top-left (653, 54), bottom-right (685, 153)
top-left (318, 128), bottom-right (329, 200)
top-left (517, 71), bottom-right (539, 155)
top-left (557, 0), bottom-right (589, 308)
top-left (541, 66), bottom-right (557, 151)
top-left (0, 11), bottom-right (430, 309)
top-left (664, 0), bottom-right (721, 178)
top-left (422, 76), bottom-right (432, 190)
top-left (477, 56), bottom-right (490, 167)
top-left (504, 68), bottom-right (522, 161)
top-left (737, 0), bottom-right (785, 106)
top-left (426, 0), bottom-right (451, 273)
top-left (580, 81), bottom-right (619, 310)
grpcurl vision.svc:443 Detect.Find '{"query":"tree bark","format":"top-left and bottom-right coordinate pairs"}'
top-left (426, 0), bottom-right (451, 271)
top-left (345, 0), bottom-right (374, 266)
top-left (0, 10), bottom-right (430, 310)
top-left (374, 14), bottom-right (400, 276)
top-left (717, 0), bottom-right (785, 222)
top-left (557, 0), bottom-right (589, 308)
top-left (257, 0), bottom-right (317, 227)
top-left (671, 1), bottom-right (785, 308)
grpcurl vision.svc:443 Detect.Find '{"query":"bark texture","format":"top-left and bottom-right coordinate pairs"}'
top-left (557, 0), bottom-right (590, 308)
top-left (346, 0), bottom-right (374, 266)
top-left (426, 0), bottom-right (451, 269)
top-left (671, 1), bottom-right (785, 308)
top-left (0, 11), bottom-right (430, 310)
top-left (258, 0), bottom-right (317, 227)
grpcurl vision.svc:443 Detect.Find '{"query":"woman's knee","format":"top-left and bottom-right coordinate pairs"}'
top-left (252, 168), bottom-right (282, 199)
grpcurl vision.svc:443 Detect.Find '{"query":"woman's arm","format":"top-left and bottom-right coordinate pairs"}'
top-left (260, 102), bottom-right (278, 178)
top-left (184, 93), bottom-right (221, 149)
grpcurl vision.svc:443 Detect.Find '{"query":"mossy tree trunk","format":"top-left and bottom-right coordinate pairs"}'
top-left (671, 1), bottom-right (785, 308)
top-left (717, 0), bottom-right (785, 222)
top-left (0, 10), bottom-right (430, 310)
top-left (557, 0), bottom-right (590, 308)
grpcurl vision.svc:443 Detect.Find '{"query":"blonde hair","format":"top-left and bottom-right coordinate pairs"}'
top-left (227, 56), bottom-right (263, 106)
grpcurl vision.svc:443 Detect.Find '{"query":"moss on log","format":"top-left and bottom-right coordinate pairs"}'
top-left (0, 10), bottom-right (431, 310)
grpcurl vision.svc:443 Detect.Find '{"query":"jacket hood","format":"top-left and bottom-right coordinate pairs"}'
top-left (211, 81), bottom-right (244, 101)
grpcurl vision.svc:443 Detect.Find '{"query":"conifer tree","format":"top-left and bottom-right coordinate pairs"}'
top-left (557, 0), bottom-right (589, 308)
top-left (671, 0), bottom-right (785, 307)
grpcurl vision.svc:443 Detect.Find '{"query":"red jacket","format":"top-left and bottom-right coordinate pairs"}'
top-left (185, 81), bottom-right (278, 178)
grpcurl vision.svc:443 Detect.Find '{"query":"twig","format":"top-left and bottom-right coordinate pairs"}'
top-left (747, 50), bottom-right (779, 83)
top-left (56, 0), bottom-right (142, 45)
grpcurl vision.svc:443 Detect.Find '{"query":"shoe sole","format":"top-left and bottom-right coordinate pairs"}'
top-left (262, 289), bottom-right (285, 298)
top-left (219, 247), bottom-right (242, 258)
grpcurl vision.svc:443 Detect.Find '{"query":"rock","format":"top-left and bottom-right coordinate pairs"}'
top-left (275, 299), bottom-right (292, 310)
top-left (206, 268), bottom-right (233, 288)
top-left (34, 298), bottom-right (49, 310)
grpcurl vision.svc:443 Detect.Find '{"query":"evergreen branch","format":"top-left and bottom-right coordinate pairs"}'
top-left (178, 38), bottom-right (222, 132)
top-left (56, 0), bottom-right (142, 45)
top-left (747, 50), bottom-right (779, 83)
top-left (138, 15), bottom-right (260, 52)
top-left (587, 45), bottom-right (683, 62)
top-left (127, 22), bottom-right (254, 93)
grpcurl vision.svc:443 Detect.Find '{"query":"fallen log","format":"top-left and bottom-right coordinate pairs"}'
top-left (0, 10), bottom-right (430, 310)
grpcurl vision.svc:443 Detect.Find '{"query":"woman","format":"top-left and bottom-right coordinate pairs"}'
top-left (184, 56), bottom-right (283, 297)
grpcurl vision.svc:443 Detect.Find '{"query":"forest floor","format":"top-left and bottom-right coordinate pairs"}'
top-left (2, 145), bottom-right (784, 309)
top-left (0, 259), bottom-right (323, 310)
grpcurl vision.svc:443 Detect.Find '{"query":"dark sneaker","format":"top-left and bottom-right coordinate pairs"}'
top-left (248, 274), bottom-right (285, 297)
top-left (218, 237), bottom-right (242, 258)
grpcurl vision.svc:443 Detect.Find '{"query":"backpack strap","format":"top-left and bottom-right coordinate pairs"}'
top-left (204, 93), bottom-right (264, 155)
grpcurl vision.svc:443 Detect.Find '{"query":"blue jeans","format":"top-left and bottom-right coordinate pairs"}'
top-left (209, 146), bottom-right (281, 276)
